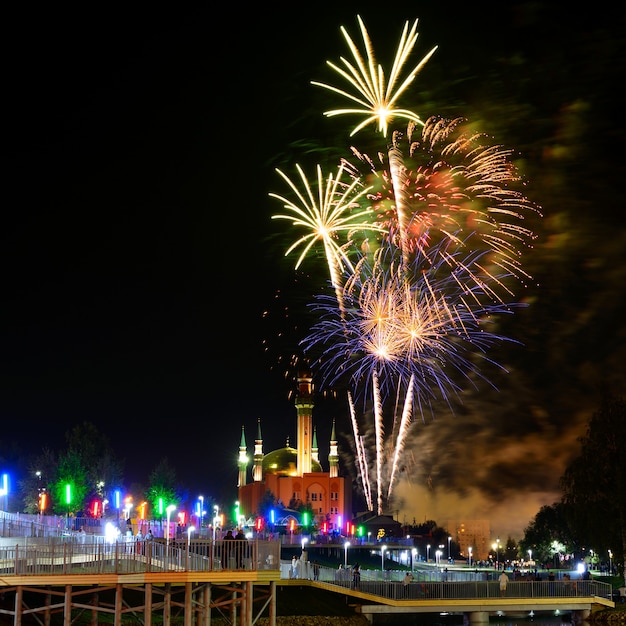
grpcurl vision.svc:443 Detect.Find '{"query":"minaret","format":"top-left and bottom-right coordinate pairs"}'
top-left (295, 367), bottom-right (314, 475)
top-left (312, 426), bottom-right (319, 465)
top-left (253, 417), bottom-right (264, 482)
top-left (237, 425), bottom-right (248, 488)
top-left (329, 418), bottom-right (339, 478)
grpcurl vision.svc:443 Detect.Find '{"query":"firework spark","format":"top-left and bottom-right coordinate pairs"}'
top-left (353, 116), bottom-right (542, 301)
top-left (270, 162), bottom-right (385, 311)
top-left (311, 15), bottom-right (437, 137)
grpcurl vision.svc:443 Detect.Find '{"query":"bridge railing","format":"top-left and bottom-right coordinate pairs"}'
top-left (314, 574), bottom-right (613, 602)
top-left (0, 539), bottom-right (281, 576)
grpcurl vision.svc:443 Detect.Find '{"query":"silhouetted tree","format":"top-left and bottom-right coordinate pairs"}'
top-left (560, 394), bottom-right (626, 581)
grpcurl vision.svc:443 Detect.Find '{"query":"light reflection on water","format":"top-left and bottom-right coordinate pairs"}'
top-left (368, 612), bottom-right (577, 625)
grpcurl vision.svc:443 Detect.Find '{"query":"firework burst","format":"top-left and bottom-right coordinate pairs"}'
top-left (270, 162), bottom-right (386, 312)
top-left (270, 15), bottom-right (541, 514)
top-left (311, 15), bottom-right (437, 137)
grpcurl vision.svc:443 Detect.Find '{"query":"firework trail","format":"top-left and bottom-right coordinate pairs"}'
top-left (387, 374), bottom-right (415, 500)
top-left (348, 391), bottom-right (372, 509)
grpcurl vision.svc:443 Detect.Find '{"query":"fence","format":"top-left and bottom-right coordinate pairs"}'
top-left (0, 537), bottom-right (280, 576)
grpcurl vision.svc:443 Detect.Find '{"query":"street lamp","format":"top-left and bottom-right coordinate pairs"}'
top-left (368, 531), bottom-right (372, 543)
top-left (165, 505), bottom-right (176, 547)
top-left (381, 545), bottom-right (387, 571)
top-left (448, 536), bottom-right (452, 562)
top-left (427, 544), bottom-right (431, 563)
top-left (198, 495), bottom-right (204, 534)
top-left (468, 547), bottom-right (473, 567)
top-left (212, 505), bottom-right (220, 542)
top-left (411, 548), bottom-right (417, 572)
top-left (344, 541), bottom-right (350, 569)
top-left (528, 549), bottom-right (532, 564)
top-left (436, 549), bottom-right (442, 566)
top-left (187, 525), bottom-right (195, 550)
top-left (608, 549), bottom-right (613, 574)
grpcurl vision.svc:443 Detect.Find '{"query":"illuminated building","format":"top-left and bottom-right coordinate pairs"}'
top-left (237, 369), bottom-right (352, 533)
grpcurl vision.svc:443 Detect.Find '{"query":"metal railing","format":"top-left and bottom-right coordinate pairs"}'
top-left (320, 576), bottom-right (612, 601)
top-left (0, 538), bottom-right (280, 576)
top-left (282, 562), bottom-right (613, 603)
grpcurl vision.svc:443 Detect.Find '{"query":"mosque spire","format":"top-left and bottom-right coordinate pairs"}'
top-left (312, 426), bottom-right (319, 464)
top-left (253, 417), bottom-right (264, 482)
top-left (238, 425), bottom-right (248, 487)
top-left (329, 418), bottom-right (339, 478)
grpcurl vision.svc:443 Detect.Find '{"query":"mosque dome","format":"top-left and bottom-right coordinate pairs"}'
top-left (262, 446), bottom-right (323, 476)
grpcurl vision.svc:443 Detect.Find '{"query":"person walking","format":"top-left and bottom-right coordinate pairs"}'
top-left (403, 572), bottom-right (414, 596)
top-left (499, 571), bottom-right (509, 597)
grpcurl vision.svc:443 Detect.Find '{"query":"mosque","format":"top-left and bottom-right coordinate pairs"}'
top-left (236, 369), bottom-right (353, 534)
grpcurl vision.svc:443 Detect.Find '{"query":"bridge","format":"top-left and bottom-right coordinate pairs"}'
top-left (0, 533), bottom-right (615, 625)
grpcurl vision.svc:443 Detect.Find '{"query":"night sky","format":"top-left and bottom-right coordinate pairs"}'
top-left (3, 4), bottom-right (625, 537)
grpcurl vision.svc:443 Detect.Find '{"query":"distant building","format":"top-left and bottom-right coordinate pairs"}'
top-left (237, 368), bottom-right (352, 533)
top-left (447, 519), bottom-right (491, 561)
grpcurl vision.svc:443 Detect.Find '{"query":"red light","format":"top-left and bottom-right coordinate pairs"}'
top-left (322, 522), bottom-right (328, 534)
top-left (255, 517), bottom-right (264, 531)
top-left (92, 500), bottom-right (100, 517)
top-left (289, 519), bottom-right (296, 532)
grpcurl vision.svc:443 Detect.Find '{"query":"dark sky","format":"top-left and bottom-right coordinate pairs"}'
top-left (3, 5), bottom-right (625, 535)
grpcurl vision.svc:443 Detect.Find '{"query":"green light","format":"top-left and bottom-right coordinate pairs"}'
top-left (65, 483), bottom-right (72, 505)
top-left (158, 498), bottom-right (163, 515)
top-left (303, 512), bottom-right (309, 526)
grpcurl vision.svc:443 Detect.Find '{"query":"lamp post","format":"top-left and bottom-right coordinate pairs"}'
top-left (411, 548), bottom-right (417, 572)
top-left (199, 496), bottom-right (204, 536)
top-left (436, 549), bottom-right (442, 566)
top-left (427, 544), bottom-right (431, 563)
top-left (468, 546), bottom-right (473, 567)
top-left (166, 505), bottom-right (176, 547)
top-left (344, 541), bottom-right (350, 569)
top-left (528, 549), bottom-right (532, 564)
top-left (368, 531), bottom-right (372, 544)
top-left (381, 545), bottom-right (387, 572)
top-left (448, 536), bottom-right (452, 563)
top-left (608, 550), bottom-right (613, 574)
top-left (187, 525), bottom-right (195, 550)
top-left (213, 505), bottom-right (220, 541)
top-left (65, 483), bottom-right (72, 530)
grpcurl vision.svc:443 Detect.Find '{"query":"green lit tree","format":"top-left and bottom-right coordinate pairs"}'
top-left (520, 502), bottom-right (577, 568)
top-left (145, 458), bottom-right (179, 518)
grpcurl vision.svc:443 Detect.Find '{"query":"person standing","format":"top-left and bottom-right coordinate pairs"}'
top-left (313, 560), bottom-right (320, 581)
top-left (223, 529), bottom-right (235, 569)
top-left (499, 571), bottom-right (509, 597)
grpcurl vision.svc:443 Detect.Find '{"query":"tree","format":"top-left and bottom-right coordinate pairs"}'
top-left (520, 503), bottom-right (577, 567)
top-left (560, 393), bottom-right (626, 581)
top-left (145, 458), bottom-right (179, 516)
top-left (64, 422), bottom-right (124, 515)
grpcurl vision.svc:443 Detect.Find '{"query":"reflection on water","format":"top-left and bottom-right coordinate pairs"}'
top-left (371, 611), bottom-right (576, 625)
